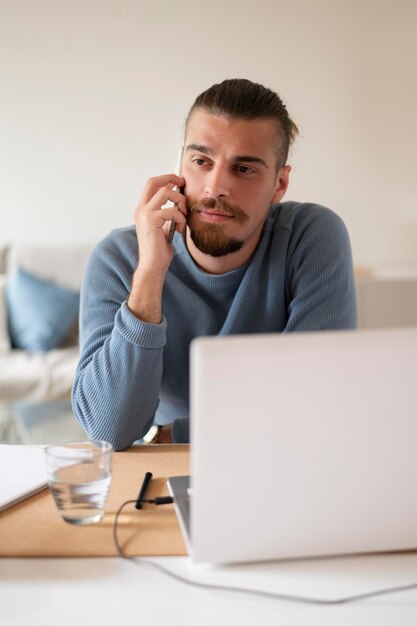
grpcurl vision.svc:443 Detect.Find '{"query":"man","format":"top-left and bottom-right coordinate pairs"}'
top-left (72, 78), bottom-right (357, 450)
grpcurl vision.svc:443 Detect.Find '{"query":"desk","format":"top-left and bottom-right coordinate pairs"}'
top-left (1, 445), bottom-right (417, 624)
top-left (0, 445), bottom-right (189, 557)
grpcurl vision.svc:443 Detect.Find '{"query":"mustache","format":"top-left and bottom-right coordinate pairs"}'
top-left (185, 196), bottom-right (249, 223)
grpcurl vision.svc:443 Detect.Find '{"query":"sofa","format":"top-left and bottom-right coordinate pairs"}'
top-left (0, 242), bottom-right (92, 403)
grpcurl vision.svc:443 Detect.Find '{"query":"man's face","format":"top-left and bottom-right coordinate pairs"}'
top-left (182, 109), bottom-right (290, 259)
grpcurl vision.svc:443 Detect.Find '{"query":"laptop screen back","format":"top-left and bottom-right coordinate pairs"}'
top-left (189, 328), bottom-right (417, 564)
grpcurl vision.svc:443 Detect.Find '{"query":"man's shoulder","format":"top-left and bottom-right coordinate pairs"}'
top-left (96, 224), bottom-right (137, 251)
top-left (92, 225), bottom-right (137, 266)
top-left (84, 226), bottom-right (138, 287)
top-left (267, 201), bottom-right (349, 249)
top-left (268, 201), bottom-right (344, 232)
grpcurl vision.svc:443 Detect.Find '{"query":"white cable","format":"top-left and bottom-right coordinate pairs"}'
top-left (113, 499), bottom-right (417, 605)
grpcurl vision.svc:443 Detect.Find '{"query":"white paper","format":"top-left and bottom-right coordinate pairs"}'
top-left (0, 444), bottom-right (48, 511)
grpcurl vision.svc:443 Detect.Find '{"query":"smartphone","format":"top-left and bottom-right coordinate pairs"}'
top-left (167, 147), bottom-right (184, 243)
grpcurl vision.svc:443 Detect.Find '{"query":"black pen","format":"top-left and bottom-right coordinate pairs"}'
top-left (135, 471), bottom-right (153, 510)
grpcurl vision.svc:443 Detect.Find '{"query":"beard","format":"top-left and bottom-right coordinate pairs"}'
top-left (186, 196), bottom-right (249, 258)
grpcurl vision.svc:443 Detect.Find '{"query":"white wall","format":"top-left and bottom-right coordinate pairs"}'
top-left (1, 0), bottom-right (416, 270)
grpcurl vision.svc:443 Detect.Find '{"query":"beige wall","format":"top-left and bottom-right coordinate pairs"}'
top-left (1, 0), bottom-right (416, 271)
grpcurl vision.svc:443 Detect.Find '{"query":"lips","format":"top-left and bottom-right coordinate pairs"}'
top-left (198, 208), bottom-right (234, 223)
top-left (199, 208), bottom-right (233, 218)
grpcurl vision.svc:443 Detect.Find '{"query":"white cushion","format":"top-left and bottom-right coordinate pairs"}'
top-left (7, 243), bottom-right (92, 292)
top-left (0, 346), bottom-right (79, 401)
top-left (0, 276), bottom-right (11, 352)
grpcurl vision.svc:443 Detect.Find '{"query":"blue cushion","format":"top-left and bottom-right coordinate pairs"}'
top-left (6, 268), bottom-right (80, 352)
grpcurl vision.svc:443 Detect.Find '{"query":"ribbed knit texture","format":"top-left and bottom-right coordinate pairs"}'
top-left (72, 202), bottom-right (357, 449)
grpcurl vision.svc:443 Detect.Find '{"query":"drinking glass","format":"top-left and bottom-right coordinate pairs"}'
top-left (45, 440), bottom-right (113, 525)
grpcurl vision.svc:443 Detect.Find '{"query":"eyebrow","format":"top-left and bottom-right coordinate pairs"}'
top-left (185, 143), bottom-right (269, 169)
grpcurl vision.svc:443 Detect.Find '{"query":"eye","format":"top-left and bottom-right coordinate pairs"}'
top-left (234, 164), bottom-right (256, 175)
top-left (192, 158), bottom-right (208, 167)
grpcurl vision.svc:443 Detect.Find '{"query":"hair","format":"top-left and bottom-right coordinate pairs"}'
top-left (186, 78), bottom-right (298, 170)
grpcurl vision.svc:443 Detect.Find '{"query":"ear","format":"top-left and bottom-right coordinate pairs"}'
top-left (271, 165), bottom-right (291, 204)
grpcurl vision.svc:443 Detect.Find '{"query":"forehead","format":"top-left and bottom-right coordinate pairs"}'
top-left (185, 110), bottom-right (278, 162)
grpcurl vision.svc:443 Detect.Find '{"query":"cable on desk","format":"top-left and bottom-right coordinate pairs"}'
top-left (112, 498), bottom-right (417, 606)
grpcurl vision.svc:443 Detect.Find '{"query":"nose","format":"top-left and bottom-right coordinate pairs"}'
top-left (203, 165), bottom-right (230, 198)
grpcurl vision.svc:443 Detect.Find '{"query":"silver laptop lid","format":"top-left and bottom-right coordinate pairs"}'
top-left (190, 328), bottom-right (417, 564)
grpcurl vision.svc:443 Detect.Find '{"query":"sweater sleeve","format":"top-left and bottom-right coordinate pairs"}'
top-left (284, 208), bottom-right (357, 331)
top-left (71, 233), bottom-right (167, 450)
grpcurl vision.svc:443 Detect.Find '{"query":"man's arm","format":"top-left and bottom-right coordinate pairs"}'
top-left (127, 174), bottom-right (186, 323)
top-left (72, 175), bottom-right (186, 451)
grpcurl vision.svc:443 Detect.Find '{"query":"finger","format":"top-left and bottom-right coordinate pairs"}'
top-left (141, 174), bottom-right (185, 204)
top-left (153, 205), bottom-right (187, 227)
top-left (144, 185), bottom-right (187, 216)
top-left (150, 205), bottom-right (186, 238)
top-left (163, 215), bottom-right (187, 238)
top-left (163, 189), bottom-right (187, 215)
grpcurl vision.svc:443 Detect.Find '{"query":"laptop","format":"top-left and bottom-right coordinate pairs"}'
top-left (168, 327), bottom-right (417, 564)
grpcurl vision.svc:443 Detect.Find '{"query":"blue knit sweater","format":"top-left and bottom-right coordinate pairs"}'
top-left (72, 201), bottom-right (357, 449)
